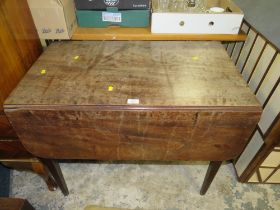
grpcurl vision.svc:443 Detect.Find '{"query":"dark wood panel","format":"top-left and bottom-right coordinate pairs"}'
top-left (0, 139), bottom-right (32, 159)
top-left (6, 109), bottom-right (261, 160)
top-left (0, 198), bottom-right (35, 210)
top-left (200, 161), bottom-right (222, 195)
top-left (0, 113), bottom-right (17, 139)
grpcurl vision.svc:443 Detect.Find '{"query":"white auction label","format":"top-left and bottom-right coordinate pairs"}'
top-left (127, 99), bottom-right (140, 105)
top-left (102, 12), bottom-right (122, 23)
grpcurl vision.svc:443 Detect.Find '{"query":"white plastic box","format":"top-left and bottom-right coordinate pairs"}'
top-left (151, 0), bottom-right (244, 34)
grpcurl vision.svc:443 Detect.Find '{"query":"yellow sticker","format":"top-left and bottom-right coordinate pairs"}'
top-left (41, 69), bottom-right (46, 75)
top-left (108, 85), bottom-right (114, 91)
top-left (74, 55), bottom-right (80, 60)
top-left (192, 56), bottom-right (199, 61)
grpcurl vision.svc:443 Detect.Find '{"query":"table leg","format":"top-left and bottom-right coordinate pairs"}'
top-left (31, 161), bottom-right (58, 191)
top-left (1, 160), bottom-right (58, 192)
top-left (200, 161), bottom-right (222, 195)
top-left (40, 159), bottom-right (69, 196)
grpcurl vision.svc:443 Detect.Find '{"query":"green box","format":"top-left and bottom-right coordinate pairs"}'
top-left (76, 8), bottom-right (150, 28)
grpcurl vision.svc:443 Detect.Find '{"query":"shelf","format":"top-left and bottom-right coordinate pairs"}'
top-left (72, 27), bottom-right (247, 41)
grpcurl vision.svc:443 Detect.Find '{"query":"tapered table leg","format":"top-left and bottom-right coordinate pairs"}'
top-left (31, 161), bottom-right (58, 191)
top-left (40, 159), bottom-right (69, 196)
top-left (200, 161), bottom-right (222, 195)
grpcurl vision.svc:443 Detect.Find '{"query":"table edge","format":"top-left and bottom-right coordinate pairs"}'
top-left (4, 104), bottom-right (263, 113)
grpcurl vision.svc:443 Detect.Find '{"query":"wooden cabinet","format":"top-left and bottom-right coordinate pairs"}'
top-left (0, 0), bottom-right (42, 105)
top-left (0, 0), bottom-right (42, 138)
top-left (0, 0), bottom-right (68, 196)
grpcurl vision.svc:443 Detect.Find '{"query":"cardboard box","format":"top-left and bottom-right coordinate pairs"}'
top-left (27, 0), bottom-right (77, 39)
top-left (76, 8), bottom-right (150, 28)
top-left (75, 0), bottom-right (150, 10)
top-left (151, 0), bottom-right (244, 34)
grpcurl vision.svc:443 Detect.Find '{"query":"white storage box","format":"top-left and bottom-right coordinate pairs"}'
top-left (151, 0), bottom-right (244, 34)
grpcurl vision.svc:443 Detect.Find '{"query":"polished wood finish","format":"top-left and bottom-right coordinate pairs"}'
top-left (72, 27), bottom-right (247, 41)
top-left (5, 41), bottom-right (259, 107)
top-left (0, 114), bottom-right (17, 139)
top-left (6, 109), bottom-right (260, 161)
top-left (0, 198), bottom-right (35, 210)
top-left (4, 41), bottom-right (261, 194)
top-left (0, 7), bottom-right (25, 105)
top-left (1, 160), bottom-right (57, 191)
top-left (0, 0), bottom-right (42, 105)
top-left (0, 0), bottom-right (42, 69)
top-left (4, 41), bottom-right (261, 161)
top-left (200, 161), bottom-right (222, 195)
top-left (40, 159), bottom-right (69, 196)
top-left (0, 139), bottom-right (32, 159)
top-left (0, 0), bottom-right (40, 144)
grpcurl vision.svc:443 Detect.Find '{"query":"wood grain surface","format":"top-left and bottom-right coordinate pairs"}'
top-left (0, 0), bottom-right (42, 105)
top-left (4, 41), bottom-right (262, 161)
top-left (6, 109), bottom-right (260, 160)
top-left (0, 113), bottom-right (17, 138)
top-left (72, 27), bottom-right (247, 41)
top-left (0, 139), bottom-right (32, 159)
top-left (0, 0), bottom-right (42, 138)
top-left (0, 0), bottom-right (42, 70)
top-left (5, 41), bottom-right (260, 108)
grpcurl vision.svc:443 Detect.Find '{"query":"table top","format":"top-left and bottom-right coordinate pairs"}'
top-left (5, 41), bottom-right (260, 110)
top-left (4, 41), bottom-right (262, 161)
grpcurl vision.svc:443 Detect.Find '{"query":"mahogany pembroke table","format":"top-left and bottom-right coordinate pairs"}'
top-left (4, 41), bottom-right (262, 195)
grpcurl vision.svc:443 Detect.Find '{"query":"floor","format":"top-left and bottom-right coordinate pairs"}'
top-left (10, 161), bottom-right (280, 210)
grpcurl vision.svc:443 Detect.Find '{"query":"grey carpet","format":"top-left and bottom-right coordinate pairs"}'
top-left (10, 161), bottom-right (280, 210)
